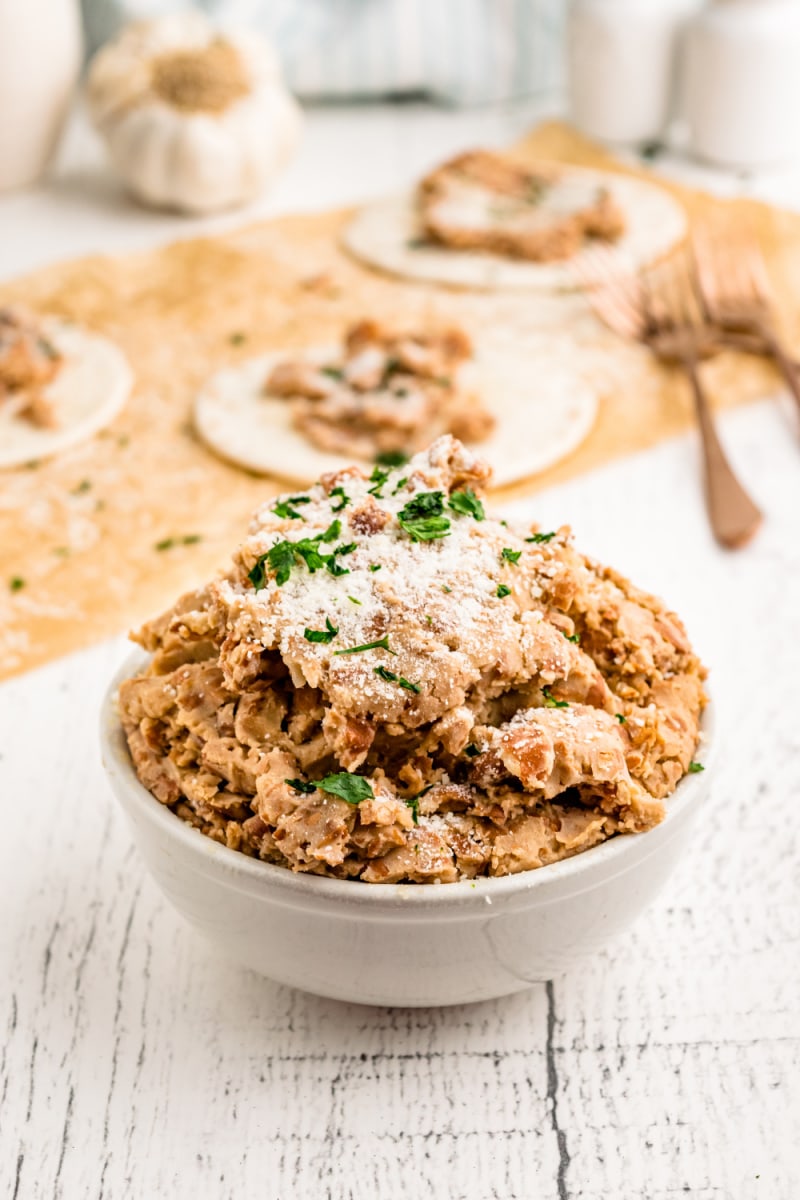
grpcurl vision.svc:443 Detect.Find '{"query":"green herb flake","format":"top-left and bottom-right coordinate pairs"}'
top-left (375, 449), bottom-right (409, 467)
top-left (315, 773), bottom-right (374, 804)
top-left (155, 538), bottom-right (175, 551)
top-left (496, 584), bottom-right (512, 599)
top-left (374, 665), bottom-right (398, 683)
top-left (405, 783), bottom-right (434, 825)
top-left (369, 564), bottom-right (382, 572)
top-left (448, 488), bottom-right (485, 521)
top-left (285, 778), bottom-right (315, 794)
top-left (272, 496), bottom-right (311, 521)
top-left (501, 548), bottom-right (521, 565)
top-left (565, 632), bottom-right (580, 644)
top-left (9, 576), bottom-right (25, 592)
top-left (398, 677), bottom-right (421, 694)
top-left (615, 713), bottom-right (627, 724)
top-left (400, 515), bottom-right (451, 542)
top-left (526, 531), bottom-right (556, 544)
top-left (348, 595), bottom-right (362, 606)
top-left (442, 585), bottom-right (452, 594)
top-left (391, 476), bottom-right (408, 496)
top-left (367, 466), bottom-right (390, 498)
top-left (264, 542), bottom-right (294, 587)
top-left (229, 331), bottom-right (247, 346)
top-left (329, 486), bottom-right (350, 512)
top-left (303, 617), bottom-right (339, 645)
top-left (542, 686), bottom-right (569, 709)
top-left (397, 491), bottom-right (451, 542)
top-left (334, 635), bottom-right (395, 657)
top-left (321, 365), bottom-right (345, 381)
top-left (464, 744), bottom-right (480, 758)
top-left (424, 615), bottom-right (433, 626)
top-left (688, 761), bottom-right (705, 774)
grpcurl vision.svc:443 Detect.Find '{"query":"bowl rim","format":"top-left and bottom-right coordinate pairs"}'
top-left (101, 648), bottom-right (713, 913)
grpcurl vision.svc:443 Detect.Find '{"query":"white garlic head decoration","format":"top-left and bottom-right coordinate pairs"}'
top-left (87, 12), bottom-right (302, 214)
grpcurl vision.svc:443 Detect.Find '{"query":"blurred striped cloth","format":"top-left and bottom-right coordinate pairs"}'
top-left (82, 0), bottom-right (565, 106)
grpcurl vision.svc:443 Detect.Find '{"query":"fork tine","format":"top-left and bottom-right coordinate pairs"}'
top-left (573, 245), bottom-right (646, 339)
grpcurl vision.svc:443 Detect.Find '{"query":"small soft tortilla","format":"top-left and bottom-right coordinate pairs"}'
top-left (193, 341), bottom-right (598, 489)
top-left (0, 321), bottom-right (133, 469)
top-left (343, 167), bottom-right (687, 292)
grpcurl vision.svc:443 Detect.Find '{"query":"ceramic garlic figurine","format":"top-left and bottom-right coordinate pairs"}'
top-left (87, 12), bottom-right (302, 214)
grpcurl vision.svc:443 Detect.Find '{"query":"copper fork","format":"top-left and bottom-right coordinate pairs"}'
top-left (692, 218), bottom-right (800, 418)
top-left (576, 247), bottom-right (763, 549)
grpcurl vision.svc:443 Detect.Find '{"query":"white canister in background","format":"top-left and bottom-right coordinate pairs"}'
top-left (683, 0), bottom-right (800, 168)
top-left (568, 0), bottom-right (701, 146)
top-left (0, 0), bottom-right (82, 192)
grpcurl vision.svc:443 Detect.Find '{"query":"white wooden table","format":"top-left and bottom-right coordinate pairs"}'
top-left (1, 102), bottom-right (799, 1200)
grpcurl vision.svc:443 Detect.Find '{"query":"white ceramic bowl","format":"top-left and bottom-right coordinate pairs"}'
top-left (101, 653), bottom-right (712, 1007)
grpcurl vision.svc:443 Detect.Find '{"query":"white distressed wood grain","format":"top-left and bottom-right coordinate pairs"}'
top-left (2, 400), bottom-right (799, 1200)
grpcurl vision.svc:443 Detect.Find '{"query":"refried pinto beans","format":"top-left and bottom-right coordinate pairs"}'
top-left (418, 149), bottom-right (625, 263)
top-left (264, 320), bottom-right (493, 460)
top-left (118, 437), bottom-right (707, 884)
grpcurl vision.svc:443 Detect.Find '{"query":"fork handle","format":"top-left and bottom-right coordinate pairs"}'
top-left (685, 358), bottom-right (763, 549)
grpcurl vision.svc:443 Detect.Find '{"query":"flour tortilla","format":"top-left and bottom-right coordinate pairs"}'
top-left (343, 167), bottom-right (687, 292)
top-left (193, 340), bottom-right (598, 489)
top-left (0, 321), bottom-right (133, 469)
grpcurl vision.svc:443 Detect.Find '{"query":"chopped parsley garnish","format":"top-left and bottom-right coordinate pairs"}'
top-left (348, 596), bottom-right (362, 605)
top-left (334, 635), bottom-right (396, 657)
top-left (315, 773), bottom-right (374, 804)
top-left (688, 761), bottom-right (705, 773)
top-left (321, 365), bottom-right (344, 381)
top-left (285, 778), bottom-right (315, 794)
top-left (542, 686), bottom-right (569, 709)
top-left (71, 479), bottom-right (91, 495)
top-left (463, 744), bottom-right (480, 758)
top-left (501, 548), bottom-right (521, 565)
top-left (401, 515), bottom-right (451, 542)
top-left (615, 713), bottom-right (627, 724)
top-left (329, 486), bottom-right (350, 512)
top-left (154, 534), bottom-right (203, 551)
top-left (448, 488), bottom-right (485, 521)
top-left (249, 520), bottom-right (348, 588)
top-left (565, 633), bottom-right (580, 644)
top-left (375, 450), bottom-right (409, 467)
top-left (405, 784), bottom-right (433, 825)
top-left (424, 615), bottom-right (433, 626)
top-left (9, 576), bottom-right (25, 592)
top-left (496, 584), bottom-right (512, 598)
top-left (303, 617), bottom-right (339, 644)
top-left (373, 665), bottom-right (421, 693)
top-left (527, 531), bottom-right (556, 544)
top-left (369, 564), bottom-right (381, 572)
top-left (397, 491), bottom-right (451, 542)
top-left (442, 585), bottom-right (452, 594)
top-left (391, 476), bottom-right (408, 496)
top-left (367, 465), bottom-right (390, 498)
top-left (272, 496), bottom-right (311, 520)
top-left (229, 331), bottom-right (247, 346)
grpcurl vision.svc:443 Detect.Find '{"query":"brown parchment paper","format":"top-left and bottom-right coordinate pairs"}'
top-left (1, 121), bottom-right (796, 680)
